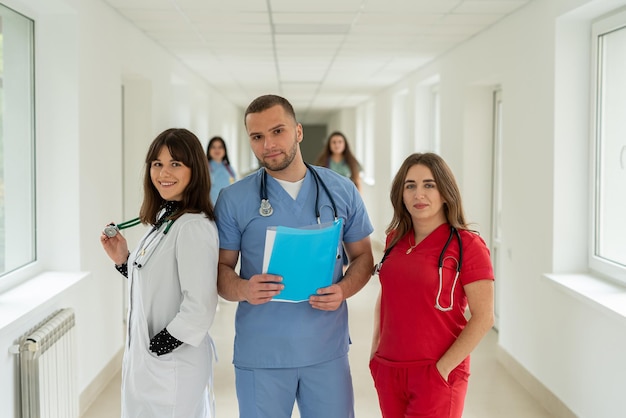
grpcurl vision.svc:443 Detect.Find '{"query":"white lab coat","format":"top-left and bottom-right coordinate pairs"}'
top-left (121, 212), bottom-right (218, 418)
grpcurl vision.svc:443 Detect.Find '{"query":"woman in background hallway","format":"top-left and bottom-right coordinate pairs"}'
top-left (207, 135), bottom-right (237, 204)
top-left (314, 131), bottom-right (362, 192)
top-left (315, 130), bottom-right (363, 267)
top-left (370, 153), bottom-right (494, 418)
top-left (100, 128), bottom-right (219, 417)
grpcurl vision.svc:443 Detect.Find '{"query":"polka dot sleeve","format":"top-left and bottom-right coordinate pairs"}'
top-left (114, 262), bottom-right (128, 278)
top-left (114, 251), bottom-right (130, 278)
top-left (149, 328), bottom-right (183, 356)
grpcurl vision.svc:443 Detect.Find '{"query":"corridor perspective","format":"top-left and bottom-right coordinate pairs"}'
top-left (1, 0), bottom-right (625, 418)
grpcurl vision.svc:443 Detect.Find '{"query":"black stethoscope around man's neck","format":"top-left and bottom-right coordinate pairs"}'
top-left (259, 162), bottom-right (338, 223)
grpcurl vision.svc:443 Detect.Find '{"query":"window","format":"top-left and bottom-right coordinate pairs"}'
top-left (0, 4), bottom-right (35, 277)
top-left (413, 75), bottom-right (440, 153)
top-left (429, 85), bottom-right (440, 154)
top-left (591, 9), bottom-right (626, 283)
top-left (356, 101), bottom-right (375, 185)
top-left (391, 89), bottom-right (409, 177)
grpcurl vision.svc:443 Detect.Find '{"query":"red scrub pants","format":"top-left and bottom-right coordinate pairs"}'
top-left (370, 357), bottom-right (469, 418)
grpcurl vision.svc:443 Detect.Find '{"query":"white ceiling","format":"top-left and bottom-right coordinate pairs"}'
top-left (103, 0), bottom-right (531, 122)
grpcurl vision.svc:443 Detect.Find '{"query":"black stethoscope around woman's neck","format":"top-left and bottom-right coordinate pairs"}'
top-left (374, 224), bottom-right (463, 312)
top-left (259, 162), bottom-right (338, 223)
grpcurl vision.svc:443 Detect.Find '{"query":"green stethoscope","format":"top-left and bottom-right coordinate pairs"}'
top-left (103, 218), bottom-right (141, 237)
top-left (103, 214), bottom-right (176, 238)
top-left (104, 212), bottom-right (177, 270)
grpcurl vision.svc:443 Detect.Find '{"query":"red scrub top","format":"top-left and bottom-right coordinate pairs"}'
top-left (375, 223), bottom-right (494, 371)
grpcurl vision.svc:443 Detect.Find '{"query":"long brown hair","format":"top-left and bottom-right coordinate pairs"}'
top-left (139, 128), bottom-right (214, 224)
top-left (386, 153), bottom-right (468, 249)
top-left (206, 136), bottom-right (232, 165)
top-left (314, 131), bottom-right (361, 185)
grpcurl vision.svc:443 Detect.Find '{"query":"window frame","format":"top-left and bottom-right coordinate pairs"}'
top-left (589, 8), bottom-right (626, 284)
top-left (0, 3), bottom-right (36, 282)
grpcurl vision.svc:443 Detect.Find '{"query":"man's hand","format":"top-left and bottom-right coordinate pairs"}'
top-left (242, 274), bottom-right (283, 304)
top-left (309, 284), bottom-right (344, 311)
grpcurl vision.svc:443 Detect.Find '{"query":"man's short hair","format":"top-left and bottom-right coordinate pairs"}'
top-left (244, 94), bottom-right (297, 125)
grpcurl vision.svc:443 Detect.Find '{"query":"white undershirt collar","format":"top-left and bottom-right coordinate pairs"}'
top-left (274, 177), bottom-right (304, 200)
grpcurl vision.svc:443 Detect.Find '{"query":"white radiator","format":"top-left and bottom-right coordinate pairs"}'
top-left (13, 308), bottom-right (78, 418)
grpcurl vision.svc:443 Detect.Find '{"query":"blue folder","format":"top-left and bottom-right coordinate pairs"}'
top-left (263, 219), bottom-right (343, 302)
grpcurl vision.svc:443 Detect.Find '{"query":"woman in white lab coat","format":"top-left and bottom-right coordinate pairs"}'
top-left (100, 128), bottom-right (219, 417)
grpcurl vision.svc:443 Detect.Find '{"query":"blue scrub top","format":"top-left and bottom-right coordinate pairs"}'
top-left (209, 160), bottom-right (236, 204)
top-left (215, 166), bottom-right (373, 368)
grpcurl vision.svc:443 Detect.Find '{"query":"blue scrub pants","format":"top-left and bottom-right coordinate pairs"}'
top-left (234, 355), bottom-right (354, 418)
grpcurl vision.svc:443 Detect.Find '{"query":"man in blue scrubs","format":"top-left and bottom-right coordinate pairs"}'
top-left (214, 94), bottom-right (374, 418)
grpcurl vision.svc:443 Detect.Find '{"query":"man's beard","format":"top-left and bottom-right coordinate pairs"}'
top-left (261, 139), bottom-right (298, 172)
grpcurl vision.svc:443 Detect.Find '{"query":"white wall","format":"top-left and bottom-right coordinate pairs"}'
top-left (0, 0), bottom-right (241, 416)
top-left (334, 0), bottom-right (626, 417)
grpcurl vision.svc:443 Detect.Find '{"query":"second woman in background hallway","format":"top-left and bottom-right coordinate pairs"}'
top-left (370, 153), bottom-right (495, 418)
top-left (314, 131), bottom-right (362, 192)
top-left (206, 135), bottom-right (237, 204)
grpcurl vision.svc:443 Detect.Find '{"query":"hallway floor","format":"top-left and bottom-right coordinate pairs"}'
top-left (83, 277), bottom-right (554, 418)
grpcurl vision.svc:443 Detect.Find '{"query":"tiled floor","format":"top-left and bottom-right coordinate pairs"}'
top-left (83, 277), bottom-right (554, 418)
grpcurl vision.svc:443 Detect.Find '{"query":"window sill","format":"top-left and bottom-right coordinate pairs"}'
top-left (0, 271), bottom-right (89, 332)
top-left (543, 273), bottom-right (626, 322)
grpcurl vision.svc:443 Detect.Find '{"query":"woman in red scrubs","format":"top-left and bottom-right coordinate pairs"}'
top-left (370, 153), bottom-right (495, 418)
